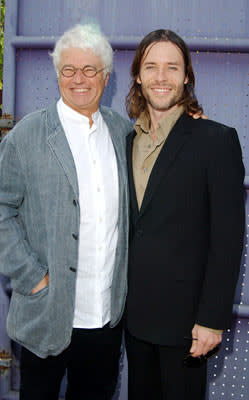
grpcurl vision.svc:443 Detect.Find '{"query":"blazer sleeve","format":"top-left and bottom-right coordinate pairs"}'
top-left (0, 134), bottom-right (48, 295)
top-left (196, 127), bottom-right (245, 329)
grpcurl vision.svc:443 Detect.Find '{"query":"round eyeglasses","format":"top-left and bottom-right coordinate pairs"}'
top-left (60, 65), bottom-right (106, 78)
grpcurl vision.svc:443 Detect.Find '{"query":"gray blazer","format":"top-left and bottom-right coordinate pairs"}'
top-left (0, 102), bottom-right (132, 358)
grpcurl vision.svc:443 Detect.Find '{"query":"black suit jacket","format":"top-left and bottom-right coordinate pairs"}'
top-left (126, 112), bottom-right (245, 346)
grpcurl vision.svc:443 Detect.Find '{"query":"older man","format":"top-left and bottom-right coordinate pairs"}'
top-left (0, 24), bottom-right (131, 400)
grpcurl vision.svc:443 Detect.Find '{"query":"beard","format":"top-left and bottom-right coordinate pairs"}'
top-left (141, 83), bottom-right (185, 113)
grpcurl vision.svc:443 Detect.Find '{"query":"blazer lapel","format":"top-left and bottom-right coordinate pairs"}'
top-left (100, 107), bottom-right (131, 230)
top-left (46, 103), bottom-right (79, 198)
top-left (100, 107), bottom-right (127, 183)
top-left (126, 130), bottom-right (140, 220)
top-left (139, 113), bottom-right (192, 216)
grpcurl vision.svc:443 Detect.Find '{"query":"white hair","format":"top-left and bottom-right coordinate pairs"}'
top-left (50, 24), bottom-right (113, 77)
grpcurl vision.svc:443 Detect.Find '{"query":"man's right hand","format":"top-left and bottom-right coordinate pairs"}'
top-left (190, 324), bottom-right (222, 357)
top-left (31, 274), bottom-right (49, 294)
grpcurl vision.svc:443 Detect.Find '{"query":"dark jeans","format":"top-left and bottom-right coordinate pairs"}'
top-left (20, 323), bottom-right (122, 400)
top-left (125, 329), bottom-right (207, 400)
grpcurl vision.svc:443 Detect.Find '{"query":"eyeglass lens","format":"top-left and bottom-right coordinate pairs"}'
top-left (61, 66), bottom-right (101, 78)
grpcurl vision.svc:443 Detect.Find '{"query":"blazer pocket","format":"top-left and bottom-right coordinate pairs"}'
top-left (9, 286), bottom-right (49, 343)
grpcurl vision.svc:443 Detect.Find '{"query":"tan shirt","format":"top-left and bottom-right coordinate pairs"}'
top-left (133, 106), bottom-right (184, 209)
top-left (132, 107), bottom-right (223, 336)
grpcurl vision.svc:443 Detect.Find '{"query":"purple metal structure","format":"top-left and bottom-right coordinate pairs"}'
top-left (0, 0), bottom-right (249, 399)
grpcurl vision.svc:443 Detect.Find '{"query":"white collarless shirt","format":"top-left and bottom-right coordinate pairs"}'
top-left (57, 99), bottom-right (119, 328)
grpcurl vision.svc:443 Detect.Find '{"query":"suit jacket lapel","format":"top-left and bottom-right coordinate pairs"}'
top-left (127, 130), bottom-right (140, 220)
top-left (101, 107), bottom-right (125, 165)
top-left (139, 113), bottom-right (192, 216)
top-left (100, 107), bottom-right (127, 185)
top-left (100, 107), bottom-right (130, 232)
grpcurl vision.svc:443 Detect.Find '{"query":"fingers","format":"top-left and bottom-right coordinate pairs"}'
top-left (189, 340), bottom-right (198, 355)
top-left (189, 325), bottom-right (198, 354)
top-left (189, 112), bottom-right (208, 120)
top-left (31, 274), bottom-right (49, 294)
top-left (190, 324), bottom-right (222, 358)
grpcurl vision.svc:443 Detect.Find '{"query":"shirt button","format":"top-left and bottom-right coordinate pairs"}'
top-left (97, 187), bottom-right (101, 192)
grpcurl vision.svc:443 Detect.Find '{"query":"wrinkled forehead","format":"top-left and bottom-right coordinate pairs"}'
top-left (59, 47), bottom-right (103, 67)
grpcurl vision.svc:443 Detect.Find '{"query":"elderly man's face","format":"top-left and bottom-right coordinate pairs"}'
top-left (58, 47), bottom-right (109, 118)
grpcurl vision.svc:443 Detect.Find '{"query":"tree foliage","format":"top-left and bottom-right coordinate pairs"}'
top-left (0, 0), bottom-right (5, 90)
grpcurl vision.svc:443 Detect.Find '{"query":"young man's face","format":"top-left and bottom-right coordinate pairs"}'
top-left (137, 41), bottom-right (188, 116)
top-left (58, 47), bottom-right (109, 118)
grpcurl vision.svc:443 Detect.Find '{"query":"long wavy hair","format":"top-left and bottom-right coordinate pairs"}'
top-left (126, 29), bottom-right (203, 119)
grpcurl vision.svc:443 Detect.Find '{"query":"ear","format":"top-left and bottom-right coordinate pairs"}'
top-left (104, 73), bottom-right (110, 87)
top-left (136, 75), bottom-right (142, 85)
top-left (184, 74), bottom-right (189, 85)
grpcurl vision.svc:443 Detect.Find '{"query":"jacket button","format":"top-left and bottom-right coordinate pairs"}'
top-left (72, 233), bottom-right (78, 240)
top-left (69, 267), bottom-right (76, 272)
top-left (73, 199), bottom-right (77, 206)
top-left (136, 229), bottom-right (143, 237)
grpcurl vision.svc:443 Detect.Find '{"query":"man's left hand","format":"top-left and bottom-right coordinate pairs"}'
top-left (190, 324), bottom-right (222, 357)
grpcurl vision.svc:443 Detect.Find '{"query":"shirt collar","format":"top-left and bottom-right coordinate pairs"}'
top-left (134, 105), bottom-right (184, 140)
top-left (58, 98), bottom-right (100, 126)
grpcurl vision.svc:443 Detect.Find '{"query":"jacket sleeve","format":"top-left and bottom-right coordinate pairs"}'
top-left (196, 127), bottom-right (245, 329)
top-left (0, 135), bottom-right (48, 295)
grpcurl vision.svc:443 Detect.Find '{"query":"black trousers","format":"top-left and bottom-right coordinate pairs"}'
top-left (125, 329), bottom-right (207, 400)
top-left (20, 323), bottom-right (122, 400)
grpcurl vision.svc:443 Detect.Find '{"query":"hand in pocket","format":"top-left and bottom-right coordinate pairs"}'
top-left (31, 274), bottom-right (49, 294)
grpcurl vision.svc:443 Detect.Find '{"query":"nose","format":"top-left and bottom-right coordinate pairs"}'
top-left (72, 69), bottom-right (85, 83)
top-left (157, 67), bottom-right (168, 81)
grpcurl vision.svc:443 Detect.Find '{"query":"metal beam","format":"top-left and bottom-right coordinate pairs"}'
top-left (243, 176), bottom-right (249, 189)
top-left (2, 0), bottom-right (18, 116)
top-left (233, 304), bottom-right (249, 318)
top-left (11, 35), bottom-right (249, 53)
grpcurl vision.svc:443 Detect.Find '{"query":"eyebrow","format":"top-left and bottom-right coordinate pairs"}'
top-left (143, 61), bottom-right (181, 66)
top-left (168, 61), bottom-right (180, 65)
top-left (62, 64), bottom-right (98, 68)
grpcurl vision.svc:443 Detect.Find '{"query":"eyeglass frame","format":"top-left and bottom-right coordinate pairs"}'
top-left (60, 64), bottom-right (107, 78)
